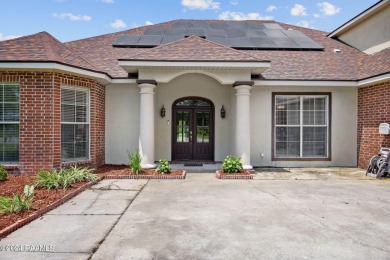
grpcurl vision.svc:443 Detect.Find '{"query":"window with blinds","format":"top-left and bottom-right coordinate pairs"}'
top-left (61, 87), bottom-right (89, 161)
top-left (0, 84), bottom-right (19, 163)
top-left (274, 94), bottom-right (330, 159)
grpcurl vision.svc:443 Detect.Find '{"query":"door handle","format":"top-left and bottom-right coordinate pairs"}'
top-left (190, 130), bottom-right (192, 142)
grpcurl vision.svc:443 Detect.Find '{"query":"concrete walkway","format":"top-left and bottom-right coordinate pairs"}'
top-left (1, 171), bottom-right (390, 259)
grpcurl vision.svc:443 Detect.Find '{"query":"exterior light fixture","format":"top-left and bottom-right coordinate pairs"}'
top-left (220, 105), bottom-right (226, 118)
top-left (160, 105), bottom-right (166, 118)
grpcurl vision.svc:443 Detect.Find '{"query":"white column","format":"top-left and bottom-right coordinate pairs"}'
top-left (234, 83), bottom-right (253, 170)
top-left (138, 81), bottom-right (156, 168)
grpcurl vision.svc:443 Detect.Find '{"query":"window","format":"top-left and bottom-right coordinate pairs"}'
top-left (0, 84), bottom-right (19, 163)
top-left (273, 93), bottom-right (330, 160)
top-left (61, 86), bottom-right (89, 161)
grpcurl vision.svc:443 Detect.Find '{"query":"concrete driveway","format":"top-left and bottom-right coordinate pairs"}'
top-left (1, 171), bottom-right (390, 259)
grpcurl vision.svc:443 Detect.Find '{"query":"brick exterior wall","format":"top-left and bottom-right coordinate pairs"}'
top-left (357, 80), bottom-right (390, 169)
top-left (0, 71), bottom-right (105, 175)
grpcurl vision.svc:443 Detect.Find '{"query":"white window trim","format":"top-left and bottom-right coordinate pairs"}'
top-left (273, 94), bottom-right (331, 160)
top-left (60, 85), bottom-right (90, 162)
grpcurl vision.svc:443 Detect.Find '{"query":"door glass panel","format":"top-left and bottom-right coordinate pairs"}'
top-left (176, 111), bottom-right (190, 143)
top-left (196, 112), bottom-right (210, 143)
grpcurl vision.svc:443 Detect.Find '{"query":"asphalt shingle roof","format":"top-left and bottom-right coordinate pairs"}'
top-left (0, 20), bottom-right (388, 81)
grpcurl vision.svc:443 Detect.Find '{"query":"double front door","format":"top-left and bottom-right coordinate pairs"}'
top-left (172, 98), bottom-right (214, 161)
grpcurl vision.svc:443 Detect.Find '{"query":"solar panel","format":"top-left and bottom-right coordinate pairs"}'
top-left (251, 38), bottom-right (277, 48)
top-left (185, 28), bottom-right (206, 37)
top-left (206, 29), bottom-right (226, 37)
top-left (112, 35), bottom-right (140, 46)
top-left (206, 36), bottom-right (230, 46)
top-left (210, 22), bottom-right (229, 30)
top-left (282, 30), bottom-right (305, 38)
top-left (291, 37), bottom-right (323, 49)
top-left (173, 21), bottom-right (193, 28)
top-left (161, 35), bottom-right (184, 45)
top-left (229, 37), bottom-right (256, 48)
top-left (263, 23), bottom-right (284, 30)
top-left (137, 35), bottom-right (162, 46)
top-left (226, 29), bottom-right (246, 38)
top-left (165, 28), bottom-right (185, 36)
top-left (246, 22), bottom-right (265, 30)
top-left (246, 30), bottom-right (268, 38)
top-left (192, 21), bottom-right (211, 29)
top-left (229, 22), bottom-right (247, 30)
top-left (263, 29), bottom-right (287, 38)
top-left (144, 27), bottom-right (166, 35)
top-left (271, 37), bottom-right (300, 48)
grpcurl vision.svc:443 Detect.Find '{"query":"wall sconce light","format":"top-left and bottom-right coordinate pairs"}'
top-left (220, 105), bottom-right (226, 118)
top-left (160, 105), bottom-right (166, 118)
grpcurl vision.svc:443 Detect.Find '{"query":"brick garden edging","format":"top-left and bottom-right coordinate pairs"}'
top-left (104, 171), bottom-right (186, 180)
top-left (0, 180), bottom-right (96, 239)
top-left (216, 170), bottom-right (253, 179)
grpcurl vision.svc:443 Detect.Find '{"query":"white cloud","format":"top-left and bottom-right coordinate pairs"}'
top-left (110, 19), bottom-right (126, 29)
top-left (52, 13), bottom-right (92, 22)
top-left (218, 11), bottom-right (273, 20)
top-left (181, 0), bottom-right (220, 10)
top-left (313, 13), bottom-right (320, 18)
top-left (230, 0), bottom-right (238, 5)
top-left (266, 5), bottom-right (276, 12)
top-left (101, 0), bottom-right (114, 3)
top-left (296, 20), bottom-right (315, 29)
top-left (0, 33), bottom-right (22, 41)
top-left (290, 4), bottom-right (307, 16)
top-left (145, 21), bottom-right (154, 25)
top-left (318, 2), bottom-right (340, 16)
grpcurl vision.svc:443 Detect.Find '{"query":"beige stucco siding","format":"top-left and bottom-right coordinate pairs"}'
top-left (338, 4), bottom-right (390, 54)
top-left (251, 86), bottom-right (358, 167)
top-left (105, 84), bottom-right (140, 164)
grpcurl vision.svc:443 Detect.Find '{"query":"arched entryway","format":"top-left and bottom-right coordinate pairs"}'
top-left (172, 97), bottom-right (214, 161)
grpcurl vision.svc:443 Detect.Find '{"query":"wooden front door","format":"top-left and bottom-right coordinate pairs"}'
top-left (172, 98), bottom-right (214, 161)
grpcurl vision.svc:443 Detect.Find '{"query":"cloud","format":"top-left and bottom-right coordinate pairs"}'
top-left (313, 13), bottom-right (320, 18)
top-left (52, 13), bottom-right (92, 22)
top-left (0, 33), bottom-right (22, 41)
top-left (290, 4), bottom-right (307, 16)
top-left (110, 19), bottom-right (126, 29)
top-left (218, 11), bottom-right (273, 20)
top-left (296, 20), bottom-right (315, 29)
top-left (101, 0), bottom-right (114, 3)
top-left (181, 0), bottom-right (220, 10)
top-left (230, 0), bottom-right (238, 5)
top-left (145, 21), bottom-right (154, 25)
top-left (266, 5), bottom-right (276, 12)
top-left (318, 2), bottom-right (340, 16)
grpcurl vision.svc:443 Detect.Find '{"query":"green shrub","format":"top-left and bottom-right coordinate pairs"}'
top-left (222, 155), bottom-right (243, 173)
top-left (0, 164), bottom-right (8, 181)
top-left (128, 150), bottom-right (142, 174)
top-left (0, 185), bottom-right (34, 214)
top-left (157, 160), bottom-right (171, 174)
top-left (36, 167), bottom-right (97, 190)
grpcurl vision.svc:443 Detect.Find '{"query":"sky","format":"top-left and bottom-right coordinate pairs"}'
top-left (0, 0), bottom-right (378, 42)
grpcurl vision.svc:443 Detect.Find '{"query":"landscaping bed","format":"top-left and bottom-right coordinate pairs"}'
top-left (0, 175), bottom-right (94, 238)
top-left (216, 170), bottom-right (253, 179)
top-left (96, 165), bottom-right (186, 179)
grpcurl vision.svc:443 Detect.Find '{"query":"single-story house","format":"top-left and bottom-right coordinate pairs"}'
top-left (0, 0), bottom-right (389, 174)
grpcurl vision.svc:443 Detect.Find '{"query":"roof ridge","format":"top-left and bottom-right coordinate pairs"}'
top-left (127, 35), bottom-right (265, 62)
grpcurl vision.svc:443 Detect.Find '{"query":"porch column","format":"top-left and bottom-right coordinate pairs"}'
top-left (137, 80), bottom-right (157, 168)
top-left (234, 81), bottom-right (254, 170)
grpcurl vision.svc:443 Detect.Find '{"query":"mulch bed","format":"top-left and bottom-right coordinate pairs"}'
top-left (216, 170), bottom-right (253, 179)
top-left (0, 176), bottom-right (92, 238)
top-left (96, 165), bottom-right (186, 179)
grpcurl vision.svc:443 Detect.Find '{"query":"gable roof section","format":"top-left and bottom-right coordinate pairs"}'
top-left (0, 31), bottom-right (99, 73)
top-left (359, 48), bottom-right (390, 80)
top-left (124, 36), bottom-right (266, 62)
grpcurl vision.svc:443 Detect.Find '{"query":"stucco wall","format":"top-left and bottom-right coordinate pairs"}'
top-left (105, 84), bottom-right (140, 164)
top-left (155, 73), bottom-right (234, 161)
top-left (251, 86), bottom-right (358, 167)
top-left (338, 4), bottom-right (390, 54)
